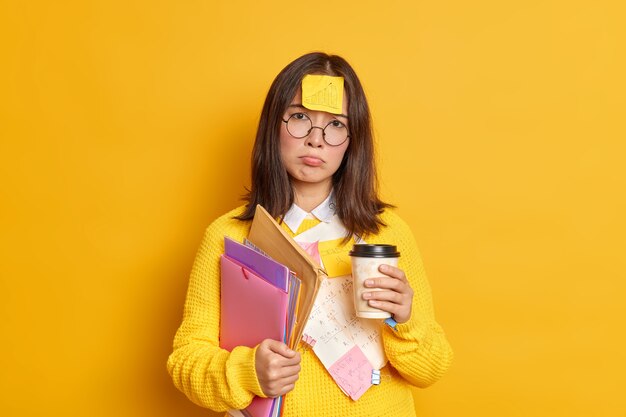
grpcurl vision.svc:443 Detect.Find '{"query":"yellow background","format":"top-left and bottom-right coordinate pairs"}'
top-left (1, 1), bottom-right (625, 416)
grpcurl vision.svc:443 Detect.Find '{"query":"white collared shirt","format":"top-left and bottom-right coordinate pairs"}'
top-left (282, 191), bottom-right (336, 234)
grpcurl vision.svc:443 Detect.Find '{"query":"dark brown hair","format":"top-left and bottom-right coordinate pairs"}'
top-left (236, 52), bottom-right (392, 239)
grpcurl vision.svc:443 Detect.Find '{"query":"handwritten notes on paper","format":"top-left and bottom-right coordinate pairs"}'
top-left (303, 276), bottom-right (387, 368)
top-left (329, 346), bottom-right (374, 400)
top-left (295, 228), bottom-right (386, 401)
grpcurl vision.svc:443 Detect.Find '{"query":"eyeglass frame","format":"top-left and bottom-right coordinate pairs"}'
top-left (281, 113), bottom-right (350, 147)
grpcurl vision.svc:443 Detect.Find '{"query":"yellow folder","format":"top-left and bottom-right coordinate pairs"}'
top-left (247, 204), bottom-right (327, 350)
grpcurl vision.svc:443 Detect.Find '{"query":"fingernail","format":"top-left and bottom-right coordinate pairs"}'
top-left (363, 292), bottom-right (371, 299)
top-left (364, 279), bottom-right (372, 286)
top-left (369, 300), bottom-right (379, 306)
top-left (379, 264), bottom-right (388, 272)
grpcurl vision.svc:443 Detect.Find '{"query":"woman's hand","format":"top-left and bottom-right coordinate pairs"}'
top-left (255, 339), bottom-right (301, 398)
top-left (362, 264), bottom-right (414, 324)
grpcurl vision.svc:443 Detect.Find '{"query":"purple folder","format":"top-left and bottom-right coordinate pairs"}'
top-left (224, 236), bottom-right (289, 292)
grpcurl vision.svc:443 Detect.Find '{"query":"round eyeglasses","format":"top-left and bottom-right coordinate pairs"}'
top-left (282, 113), bottom-right (350, 147)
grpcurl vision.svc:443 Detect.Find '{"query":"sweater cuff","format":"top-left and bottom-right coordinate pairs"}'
top-left (385, 311), bottom-right (428, 341)
top-left (226, 345), bottom-right (268, 399)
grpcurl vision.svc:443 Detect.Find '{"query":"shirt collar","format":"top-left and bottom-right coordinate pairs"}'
top-left (282, 191), bottom-right (336, 234)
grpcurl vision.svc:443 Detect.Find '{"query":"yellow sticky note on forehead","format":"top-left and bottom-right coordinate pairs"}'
top-left (302, 74), bottom-right (344, 114)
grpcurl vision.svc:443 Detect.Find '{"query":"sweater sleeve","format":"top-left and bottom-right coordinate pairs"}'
top-left (166, 214), bottom-right (266, 411)
top-left (377, 212), bottom-right (454, 388)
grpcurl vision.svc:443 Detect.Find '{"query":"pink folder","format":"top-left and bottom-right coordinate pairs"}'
top-left (220, 254), bottom-right (289, 417)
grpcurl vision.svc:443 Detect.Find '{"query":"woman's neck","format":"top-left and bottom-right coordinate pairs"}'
top-left (291, 179), bottom-right (332, 212)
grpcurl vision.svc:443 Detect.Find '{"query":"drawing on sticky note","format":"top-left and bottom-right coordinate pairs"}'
top-left (328, 345), bottom-right (374, 400)
top-left (320, 252), bottom-right (351, 277)
top-left (305, 82), bottom-right (338, 106)
top-left (302, 74), bottom-right (344, 114)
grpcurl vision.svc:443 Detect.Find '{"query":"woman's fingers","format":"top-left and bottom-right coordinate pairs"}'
top-left (266, 339), bottom-right (297, 358)
top-left (364, 276), bottom-right (405, 291)
top-left (363, 289), bottom-right (404, 304)
top-left (361, 265), bottom-right (414, 324)
top-left (278, 362), bottom-right (301, 378)
top-left (368, 299), bottom-right (403, 316)
top-left (255, 339), bottom-right (302, 397)
top-left (378, 264), bottom-right (408, 281)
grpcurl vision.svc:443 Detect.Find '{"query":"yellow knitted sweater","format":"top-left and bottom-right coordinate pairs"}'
top-left (167, 205), bottom-right (453, 416)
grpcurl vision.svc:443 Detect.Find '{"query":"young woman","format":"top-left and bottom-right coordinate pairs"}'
top-left (167, 52), bottom-right (453, 416)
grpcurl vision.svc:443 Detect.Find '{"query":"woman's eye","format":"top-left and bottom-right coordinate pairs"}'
top-left (293, 113), bottom-right (307, 120)
top-left (330, 120), bottom-right (346, 128)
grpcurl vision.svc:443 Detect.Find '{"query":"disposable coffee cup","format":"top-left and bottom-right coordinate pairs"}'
top-left (349, 244), bottom-right (400, 319)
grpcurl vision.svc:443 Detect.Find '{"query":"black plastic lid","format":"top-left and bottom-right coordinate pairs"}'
top-left (349, 244), bottom-right (400, 258)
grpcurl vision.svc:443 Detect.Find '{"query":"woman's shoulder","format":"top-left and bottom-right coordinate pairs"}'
top-left (370, 207), bottom-right (415, 242)
top-left (204, 205), bottom-right (251, 241)
top-left (210, 204), bottom-right (248, 224)
top-left (379, 207), bottom-right (410, 230)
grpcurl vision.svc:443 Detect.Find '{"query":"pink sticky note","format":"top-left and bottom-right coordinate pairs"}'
top-left (297, 241), bottom-right (321, 265)
top-left (328, 346), bottom-right (374, 400)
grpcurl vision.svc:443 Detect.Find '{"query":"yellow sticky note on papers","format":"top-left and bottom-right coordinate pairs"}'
top-left (319, 239), bottom-right (352, 277)
top-left (302, 74), bottom-right (344, 114)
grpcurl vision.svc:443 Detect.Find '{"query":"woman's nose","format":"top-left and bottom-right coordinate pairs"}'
top-left (305, 126), bottom-right (325, 147)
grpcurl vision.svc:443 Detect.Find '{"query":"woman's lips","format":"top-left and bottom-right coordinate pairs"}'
top-left (300, 156), bottom-right (324, 167)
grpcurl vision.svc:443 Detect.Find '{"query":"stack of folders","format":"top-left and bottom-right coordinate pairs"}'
top-left (220, 205), bottom-right (327, 417)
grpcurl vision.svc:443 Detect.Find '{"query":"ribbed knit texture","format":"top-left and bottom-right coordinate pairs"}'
top-left (167, 206), bottom-right (453, 416)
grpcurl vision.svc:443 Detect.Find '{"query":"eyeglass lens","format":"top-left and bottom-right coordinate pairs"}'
top-left (285, 113), bottom-right (348, 146)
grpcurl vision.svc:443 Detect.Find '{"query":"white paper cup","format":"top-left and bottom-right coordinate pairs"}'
top-left (349, 244), bottom-right (400, 319)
